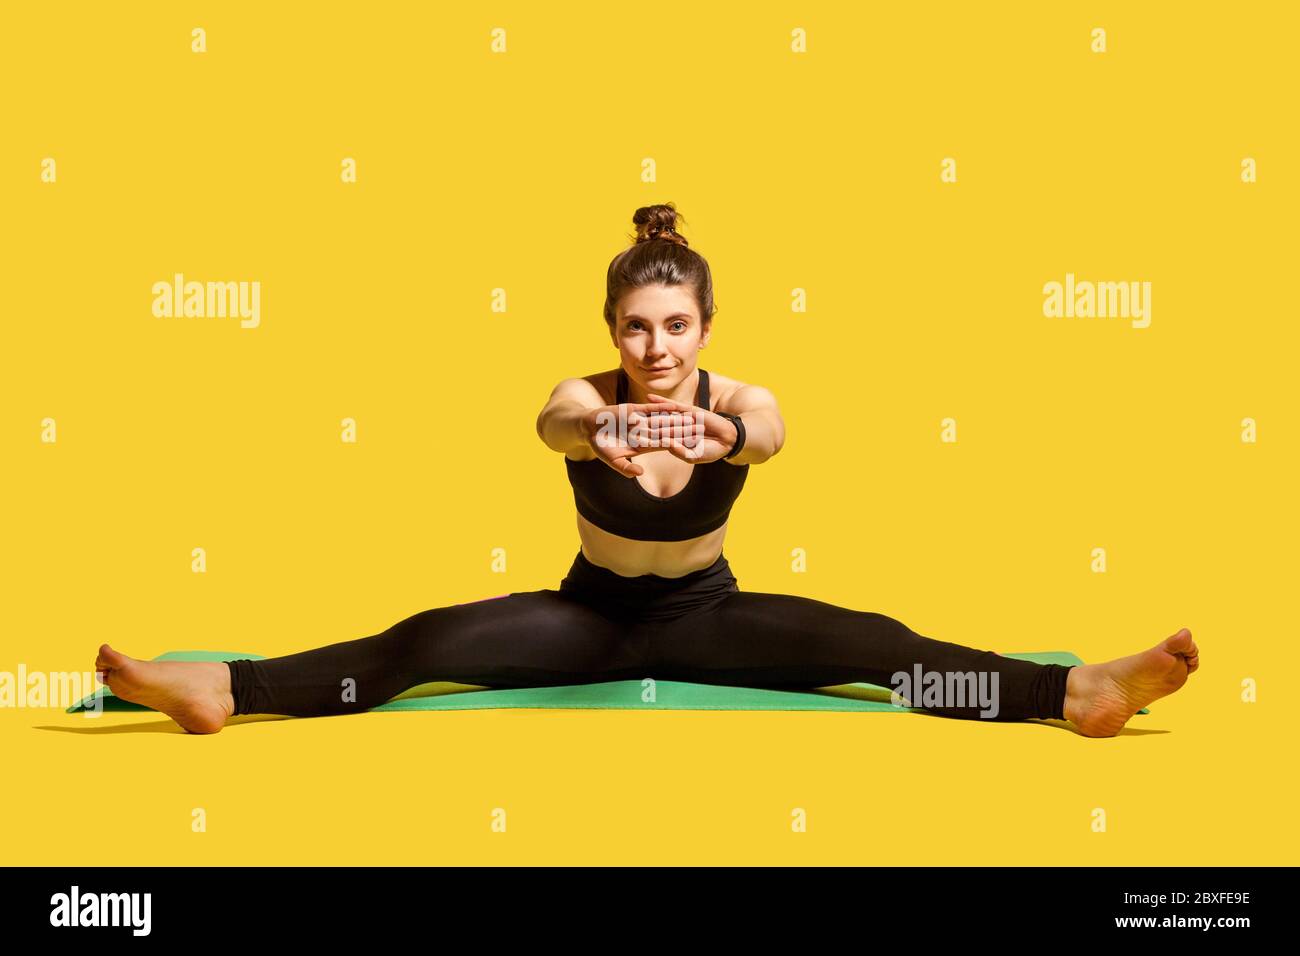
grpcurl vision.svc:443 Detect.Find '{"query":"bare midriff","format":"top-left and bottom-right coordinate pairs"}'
top-left (574, 511), bottom-right (727, 578)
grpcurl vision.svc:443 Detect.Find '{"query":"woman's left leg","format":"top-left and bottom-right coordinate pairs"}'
top-left (647, 590), bottom-right (1072, 722)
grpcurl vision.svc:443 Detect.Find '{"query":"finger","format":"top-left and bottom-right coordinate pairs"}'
top-left (656, 420), bottom-right (703, 446)
top-left (640, 412), bottom-right (693, 442)
top-left (646, 393), bottom-right (696, 413)
top-left (629, 400), bottom-right (681, 414)
top-left (630, 415), bottom-right (696, 451)
top-left (610, 456), bottom-right (644, 476)
top-left (664, 441), bottom-right (698, 462)
top-left (626, 408), bottom-right (687, 427)
top-left (662, 434), bottom-right (708, 461)
top-left (629, 409), bottom-right (690, 427)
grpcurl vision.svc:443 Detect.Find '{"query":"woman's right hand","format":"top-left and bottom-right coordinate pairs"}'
top-left (580, 401), bottom-right (693, 478)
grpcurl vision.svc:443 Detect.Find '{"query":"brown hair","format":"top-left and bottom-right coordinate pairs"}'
top-left (603, 202), bottom-right (716, 332)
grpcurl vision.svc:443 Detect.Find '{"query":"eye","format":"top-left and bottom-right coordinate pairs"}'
top-left (626, 319), bottom-right (687, 331)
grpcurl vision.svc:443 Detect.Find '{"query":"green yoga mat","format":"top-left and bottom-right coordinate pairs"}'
top-left (65, 649), bottom-right (1147, 716)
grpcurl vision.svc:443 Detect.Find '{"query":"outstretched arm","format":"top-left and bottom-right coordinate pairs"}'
top-left (535, 378), bottom-right (600, 456)
top-left (646, 382), bottom-right (786, 467)
top-left (720, 384), bottom-right (785, 466)
top-left (536, 377), bottom-right (681, 475)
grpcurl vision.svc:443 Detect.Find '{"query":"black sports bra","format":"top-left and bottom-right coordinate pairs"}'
top-left (564, 367), bottom-right (750, 542)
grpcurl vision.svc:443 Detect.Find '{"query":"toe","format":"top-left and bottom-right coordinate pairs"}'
top-left (98, 644), bottom-right (129, 669)
top-left (1164, 628), bottom-right (1195, 655)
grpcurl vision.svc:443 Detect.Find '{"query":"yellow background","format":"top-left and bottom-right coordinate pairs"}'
top-left (2, 2), bottom-right (1295, 865)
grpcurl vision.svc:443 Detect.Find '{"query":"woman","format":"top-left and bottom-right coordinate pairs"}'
top-left (94, 203), bottom-right (1199, 737)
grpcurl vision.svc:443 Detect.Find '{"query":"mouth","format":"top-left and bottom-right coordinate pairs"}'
top-left (642, 366), bottom-right (675, 373)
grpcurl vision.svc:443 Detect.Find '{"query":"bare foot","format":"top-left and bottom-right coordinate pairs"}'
top-left (1063, 628), bottom-right (1200, 737)
top-left (94, 644), bottom-right (235, 734)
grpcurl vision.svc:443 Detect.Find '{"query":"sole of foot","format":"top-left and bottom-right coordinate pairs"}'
top-left (94, 644), bottom-right (235, 734)
top-left (1063, 627), bottom-right (1199, 737)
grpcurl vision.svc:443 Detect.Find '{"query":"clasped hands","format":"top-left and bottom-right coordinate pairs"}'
top-left (580, 394), bottom-right (740, 478)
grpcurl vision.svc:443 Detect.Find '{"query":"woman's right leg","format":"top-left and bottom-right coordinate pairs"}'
top-left (226, 590), bottom-right (644, 717)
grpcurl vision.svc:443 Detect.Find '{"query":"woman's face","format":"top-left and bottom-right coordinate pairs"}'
top-left (612, 284), bottom-right (711, 392)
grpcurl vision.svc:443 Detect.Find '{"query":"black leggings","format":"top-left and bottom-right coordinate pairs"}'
top-left (226, 550), bottom-right (1073, 722)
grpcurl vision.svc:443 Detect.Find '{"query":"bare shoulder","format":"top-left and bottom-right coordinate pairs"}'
top-left (709, 370), bottom-right (780, 415)
top-left (545, 372), bottom-right (610, 408)
top-left (583, 368), bottom-right (619, 406)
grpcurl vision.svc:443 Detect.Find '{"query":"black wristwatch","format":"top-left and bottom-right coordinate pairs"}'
top-left (716, 412), bottom-right (746, 460)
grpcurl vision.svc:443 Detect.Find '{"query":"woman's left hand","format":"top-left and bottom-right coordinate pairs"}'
top-left (643, 393), bottom-right (739, 464)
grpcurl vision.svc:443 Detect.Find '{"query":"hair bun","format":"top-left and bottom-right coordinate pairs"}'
top-left (632, 202), bottom-right (689, 246)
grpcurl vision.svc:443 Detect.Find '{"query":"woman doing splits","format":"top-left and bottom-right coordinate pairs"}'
top-left (94, 203), bottom-right (1200, 736)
